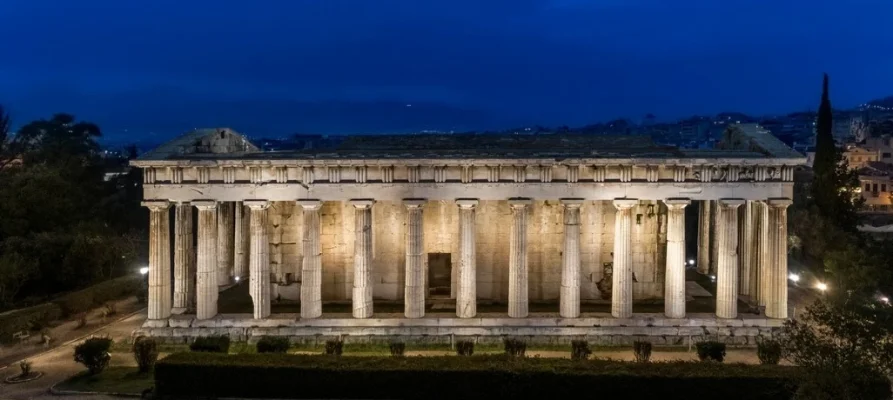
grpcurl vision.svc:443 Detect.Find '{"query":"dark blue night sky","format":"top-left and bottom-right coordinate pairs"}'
top-left (1, 0), bottom-right (891, 140)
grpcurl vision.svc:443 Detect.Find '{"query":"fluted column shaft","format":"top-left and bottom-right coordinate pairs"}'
top-left (234, 202), bottom-right (248, 279)
top-left (756, 201), bottom-right (770, 307)
top-left (710, 200), bottom-right (720, 275)
top-left (193, 201), bottom-right (219, 320)
top-left (560, 199), bottom-right (583, 318)
top-left (612, 199), bottom-right (637, 318)
top-left (351, 200), bottom-right (374, 318)
top-left (766, 199), bottom-right (792, 319)
top-left (403, 200), bottom-right (426, 318)
top-left (665, 199), bottom-right (690, 318)
top-left (173, 202), bottom-right (193, 312)
top-left (508, 199), bottom-right (531, 318)
top-left (299, 200), bottom-right (323, 319)
top-left (246, 201), bottom-right (271, 319)
top-left (738, 201), bottom-right (754, 296)
top-left (716, 199), bottom-right (743, 319)
top-left (217, 202), bottom-right (235, 285)
top-left (456, 199), bottom-right (478, 318)
top-left (144, 201), bottom-right (171, 321)
top-left (697, 200), bottom-right (711, 274)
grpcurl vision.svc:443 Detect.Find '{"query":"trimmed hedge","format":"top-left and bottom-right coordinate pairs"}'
top-left (155, 353), bottom-right (810, 399)
top-left (0, 276), bottom-right (140, 343)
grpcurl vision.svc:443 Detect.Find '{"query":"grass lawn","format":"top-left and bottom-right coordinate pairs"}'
top-left (55, 366), bottom-right (153, 395)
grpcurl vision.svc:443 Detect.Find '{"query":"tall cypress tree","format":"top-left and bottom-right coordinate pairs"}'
top-left (810, 74), bottom-right (861, 231)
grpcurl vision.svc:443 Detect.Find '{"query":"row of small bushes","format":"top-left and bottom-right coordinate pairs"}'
top-left (0, 276), bottom-right (141, 343)
top-left (155, 352), bottom-right (808, 399)
top-left (186, 335), bottom-right (782, 365)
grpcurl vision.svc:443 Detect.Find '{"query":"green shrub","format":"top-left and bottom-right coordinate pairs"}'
top-left (456, 340), bottom-right (474, 356)
top-left (154, 353), bottom-right (816, 399)
top-left (389, 341), bottom-right (405, 357)
top-left (74, 337), bottom-right (112, 375)
top-left (324, 340), bottom-right (343, 356)
top-left (633, 341), bottom-right (652, 363)
top-left (757, 339), bottom-right (782, 365)
top-left (132, 336), bottom-right (159, 373)
top-left (190, 336), bottom-right (230, 353)
top-left (570, 340), bottom-right (591, 361)
top-left (696, 341), bottom-right (726, 362)
top-left (503, 338), bottom-right (527, 358)
top-left (0, 303), bottom-right (62, 343)
top-left (256, 336), bottom-right (290, 354)
top-left (794, 365), bottom-right (892, 400)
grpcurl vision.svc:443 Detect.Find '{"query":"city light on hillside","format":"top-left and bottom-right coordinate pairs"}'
top-left (881, 296), bottom-right (889, 304)
top-left (139, 267), bottom-right (149, 275)
top-left (688, 259), bottom-right (695, 266)
top-left (788, 273), bottom-right (800, 283)
top-left (815, 282), bottom-right (828, 292)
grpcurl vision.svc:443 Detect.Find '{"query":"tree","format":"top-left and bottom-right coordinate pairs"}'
top-left (809, 74), bottom-right (862, 232)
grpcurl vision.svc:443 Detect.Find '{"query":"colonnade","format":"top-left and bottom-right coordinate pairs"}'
top-left (143, 197), bottom-right (791, 322)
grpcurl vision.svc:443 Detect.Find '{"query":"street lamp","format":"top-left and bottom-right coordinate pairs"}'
top-left (815, 282), bottom-right (828, 292)
top-left (788, 273), bottom-right (800, 283)
top-left (881, 296), bottom-right (889, 304)
top-left (235, 276), bottom-right (241, 282)
top-left (688, 259), bottom-right (695, 266)
top-left (139, 267), bottom-right (149, 275)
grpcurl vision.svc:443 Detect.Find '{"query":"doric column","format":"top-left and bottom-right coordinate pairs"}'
top-left (351, 200), bottom-right (375, 318)
top-left (143, 201), bottom-right (171, 321)
top-left (217, 202), bottom-right (234, 286)
top-left (716, 199), bottom-right (744, 319)
top-left (710, 200), bottom-right (720, 275)
top-left (738, 201), bottom-right (754, 296)
top-left (456, 199), bottom-right (478, 318)
top-left (298, 200), bottom-right (323, 319)
top-left (612, 199), bottom-right (637, 318)
top-left (508, 199), bottom-right (531, 318)
top-left (766, 198), bottom-right (792, 319)
top-left (193, 201), bottom-right (219, 320)
top-left (756, 201), bottom-right (770, 307)
top-left (697, 200), bottom-right (711, 274)
top-left (234, 202), bottom-right (248, 280)
top-left (246, 200), bottom-right (271, 319)
top-left (172, 202), bottom-right (193, 313)
top-left (403, 199), bottom-right (426, 318)
top-left (665, 199), bottom-right (690, 318)
top-left (560, 199), bottom-right (583, 318)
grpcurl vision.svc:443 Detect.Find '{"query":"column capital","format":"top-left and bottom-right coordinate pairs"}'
top-left (767, 198), bottom-right (793, 208)
top-left (456, 198), bottom-right (479, 209)
top-left (142, 200), bottom-right (171, 211)
top-left (665, 198), bottom-right (691, 210)
top-left (349, 199), bottom-right (375, 209)
top-left (297, 199), bottom-right (322, 210)
top-left (508, 198), bottom-right (532, 208)
top-left (192, 200), bottom-right (217, 210)
top-left (403, 198), bottom-right (426, 209)
top-left (560, 198), bottom-right (584, 208)
top-left (244, 200), bottom-right (270, 210)
top-left (719, 198), bottom-right (745, 208)
top-left (613, 198), bottom-right (638, 210)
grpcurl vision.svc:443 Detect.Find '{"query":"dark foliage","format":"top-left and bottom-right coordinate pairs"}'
top-left (73, 337), bottom-right (112, 375)
top-left (189, 336), bottom-right (230, 353)
top-left (570, 340), bottom-right (591, 361)
top-left (132, 336), bottom-right (159, 373)
top-left (388, 341), bottom-right (405, 357)
top-left (455, 340), bottom-right (474, 356)
top-left (503, 338), bottom-right (527, 358)
top-left (154, 353), bottom-right (818, 400)
top-left (256, 336), bottom-right (290, 354)
top-left (324, 340), bottom-right (343, 356)
top-left (633, 341), bottom-right (652, 363)
top-left (696, 341), bottom-right (726, 362)
top-left (757, 339), bottom-right (782, 365)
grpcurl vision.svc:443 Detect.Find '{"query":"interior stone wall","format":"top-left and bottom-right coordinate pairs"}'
top-left (274, 199), bottom-right (666, 302)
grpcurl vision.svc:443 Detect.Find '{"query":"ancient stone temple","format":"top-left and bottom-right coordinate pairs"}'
top-left (133, 128), bottom-right (804, 344)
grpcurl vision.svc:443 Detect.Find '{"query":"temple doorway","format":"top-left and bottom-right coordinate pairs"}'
top-left (427, 253), bottom-right (451, 297)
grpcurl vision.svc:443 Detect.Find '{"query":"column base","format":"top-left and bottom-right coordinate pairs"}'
top-left (300, 299), bottom-right (322, 319)
top-left (171, 307), bottom-right (188, 315)
top-left (508, 302), bottom-right (528, 318)
top-left (404, 286), bottom-right (425, 319)
top-left (456, 298), bottom-right (476, 318)
top-left (352, 287), bottom-right (373, 319)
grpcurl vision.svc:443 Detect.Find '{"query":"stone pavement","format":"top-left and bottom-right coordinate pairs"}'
top-left (0, 310), bottom-right (147, 400)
